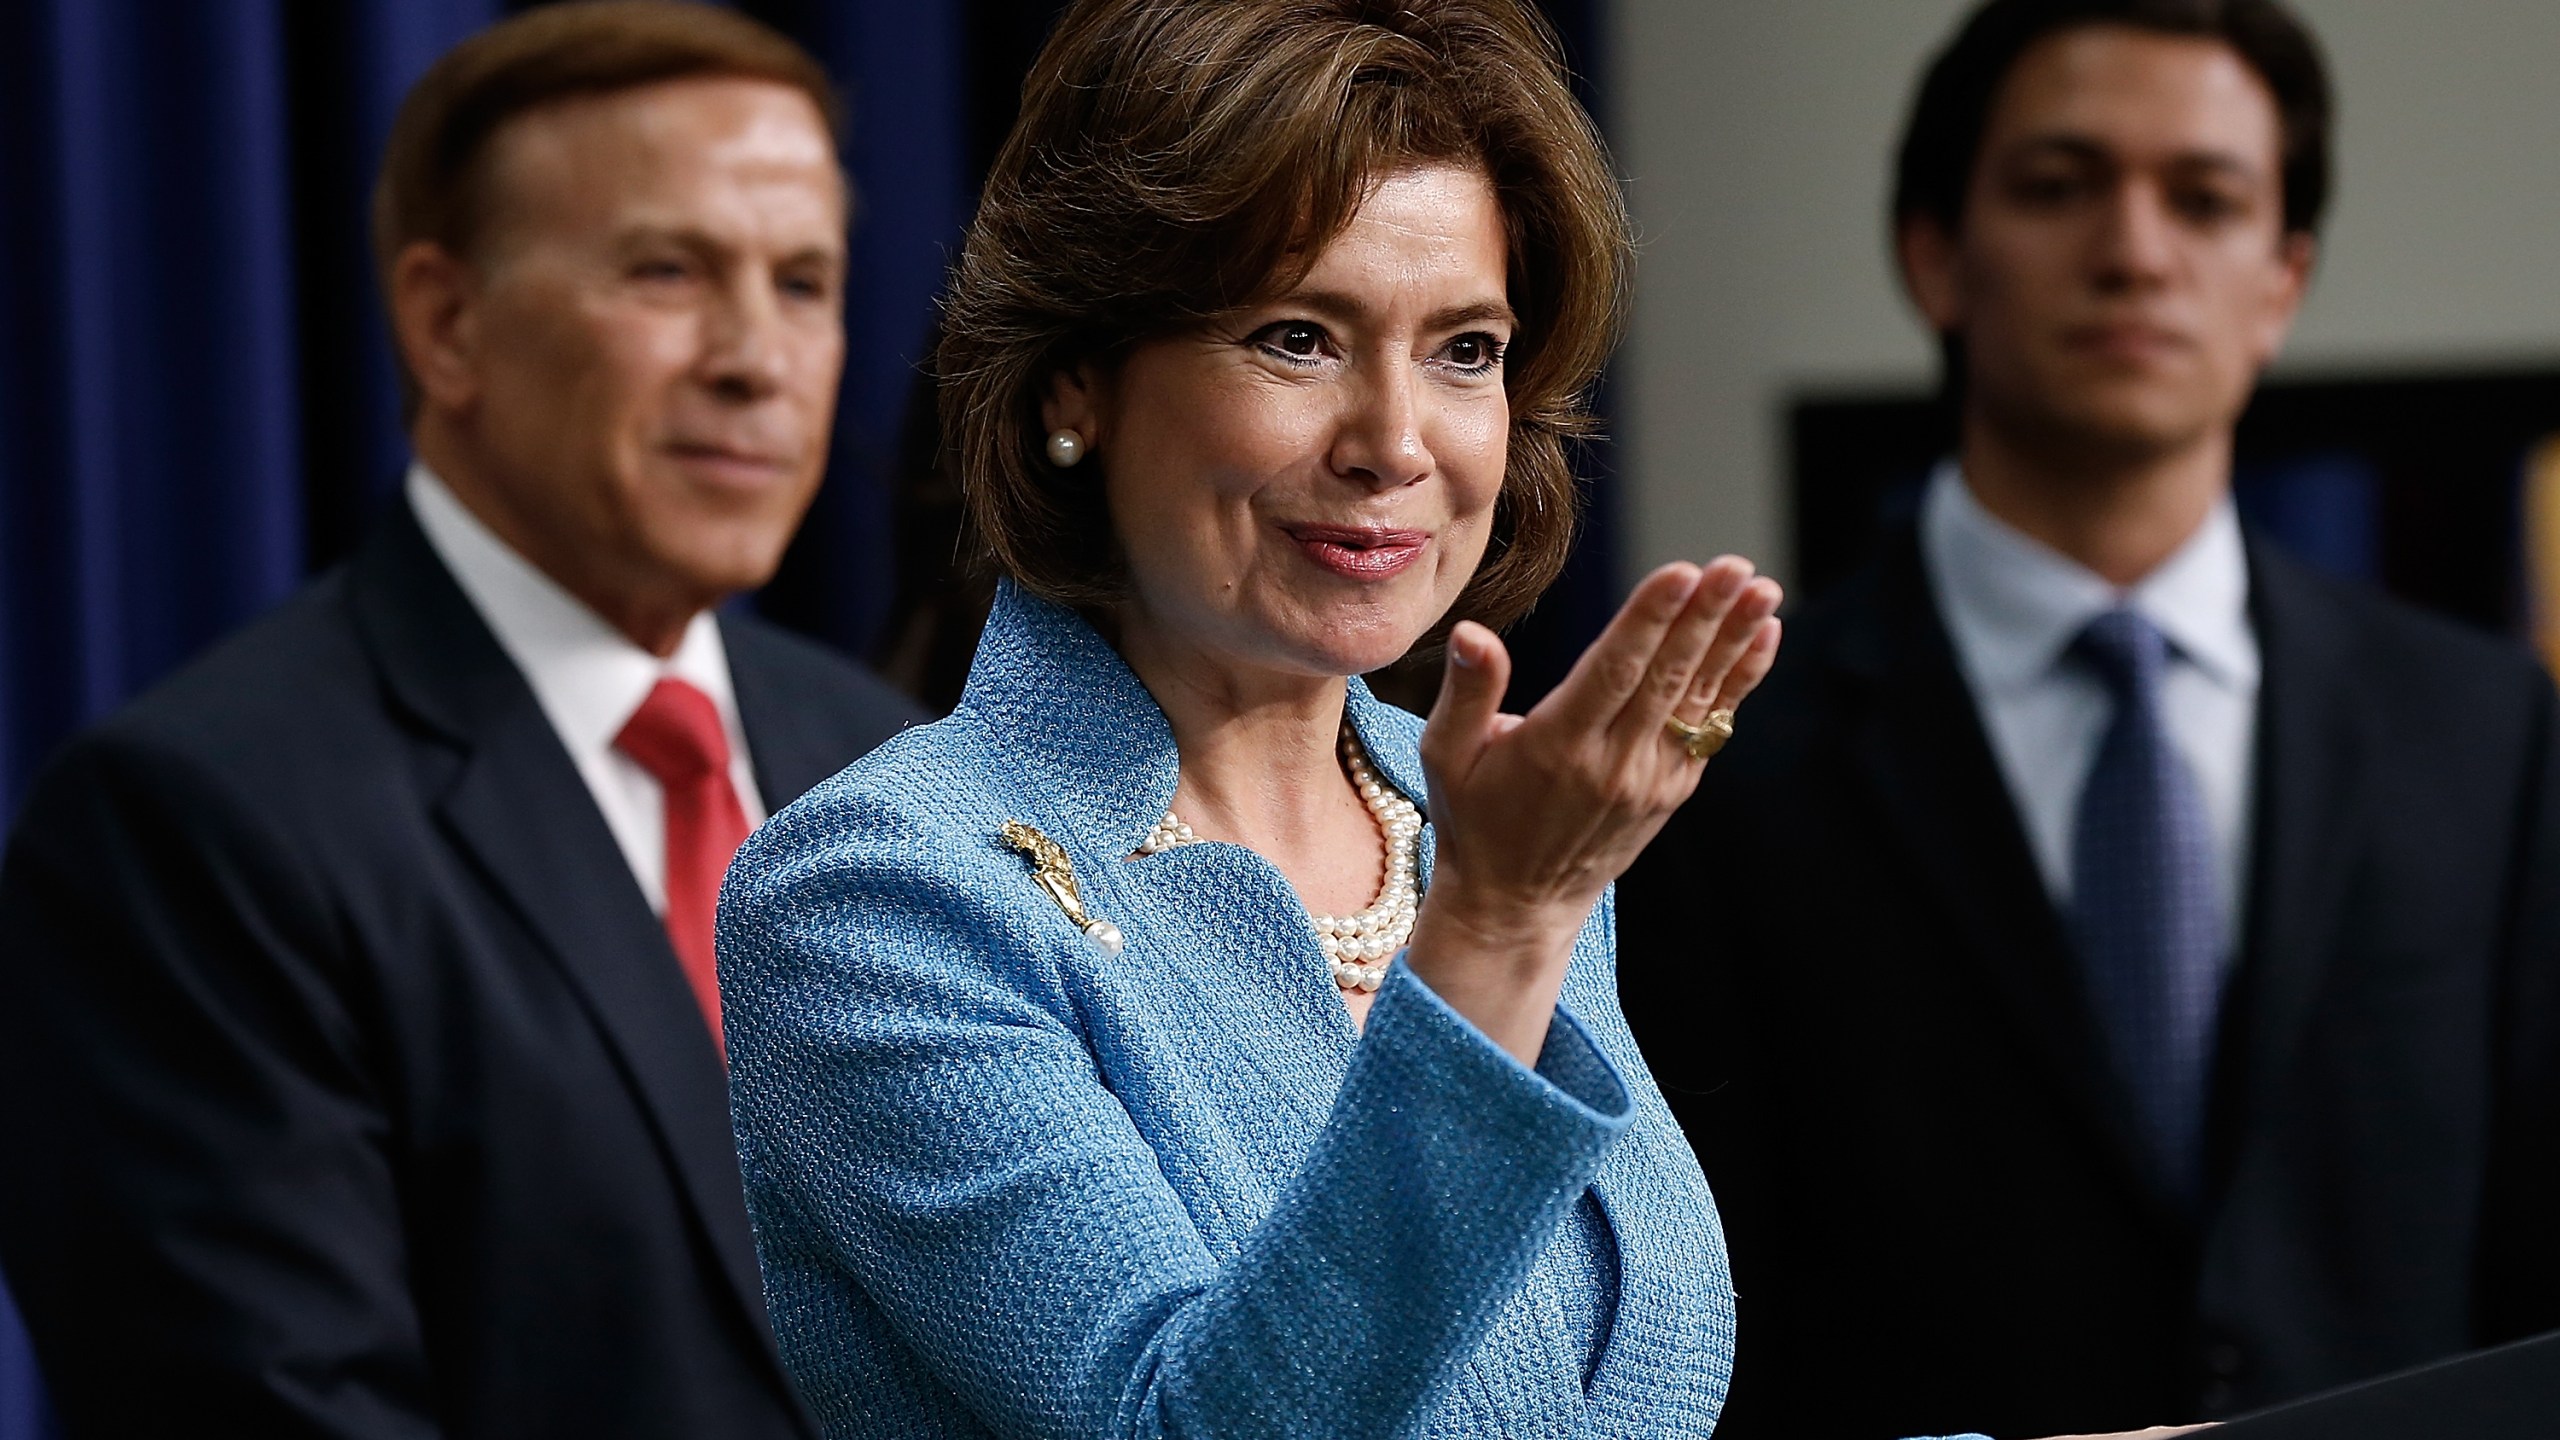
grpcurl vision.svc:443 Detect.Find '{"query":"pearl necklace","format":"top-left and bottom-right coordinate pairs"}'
top-left (1138, 722), bottom-right (1422, 993)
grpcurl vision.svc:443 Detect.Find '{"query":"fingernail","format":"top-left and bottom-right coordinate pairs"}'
top-left (1449, 630), bottom-right (1479, 668)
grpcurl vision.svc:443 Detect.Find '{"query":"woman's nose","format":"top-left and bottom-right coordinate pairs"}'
top-left (1328, 363), bottom-right (1433, 490)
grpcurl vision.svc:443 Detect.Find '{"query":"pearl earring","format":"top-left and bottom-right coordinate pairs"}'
top-left (1045, 429), bottom-right (1086, 468)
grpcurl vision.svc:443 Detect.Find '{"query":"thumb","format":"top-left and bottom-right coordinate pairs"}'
top-left (1420, 620), bottom-right (1511, 785)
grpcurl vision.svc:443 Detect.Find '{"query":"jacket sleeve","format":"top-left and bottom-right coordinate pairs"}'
top-left (2477, 668), bottom-right (2560, 1342)
top-left (0, 731), bottom-right (439, 1439)
top-left (718, 799), bottom-right (1635, 1440)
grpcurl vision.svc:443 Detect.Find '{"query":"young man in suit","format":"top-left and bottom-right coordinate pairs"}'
top-left (0, 6), bottom-right (920, 1435)
top-left (1620, 1), bottom-right (2560, 1437)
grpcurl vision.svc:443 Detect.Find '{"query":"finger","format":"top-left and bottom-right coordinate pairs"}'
top-left (1704, 615), bottom-right (1780, 716)
top-left (1533, 562), bottom-right (1704, 736)
top-left (1674, 577), bottom-right (1782, 723)
top-left (1606, 558), bottom-right (1756, 746)
top-left (1419, 620), bottom-right (1512, 788)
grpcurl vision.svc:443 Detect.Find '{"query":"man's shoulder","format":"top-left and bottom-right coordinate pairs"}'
top-left (6, 567), bottom-right (423, 892)
top-left (71, 569), bottom-right (394, 778)
top-left (2252, 543), bottom-right (2550, 715)
top-left (721, 611), bottom-right (928, 748)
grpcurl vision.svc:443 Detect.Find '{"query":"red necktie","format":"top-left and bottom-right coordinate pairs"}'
top-left (613, 678), bottom-right (751, 1050)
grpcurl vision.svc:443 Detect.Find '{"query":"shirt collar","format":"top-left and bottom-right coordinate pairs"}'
top-left (405, 462), bottom-right (741, 758)
top-left (1921, 461), bottom-right (2257, 693)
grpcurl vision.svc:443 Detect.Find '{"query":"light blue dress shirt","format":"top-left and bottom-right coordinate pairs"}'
top-left (1920, 464), bottom-right (2261, 949)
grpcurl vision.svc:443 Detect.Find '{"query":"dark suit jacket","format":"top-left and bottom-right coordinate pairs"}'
top-left (0, 501), bottom-right (923, 1438)
top-left (1619, 528), bottom-right (2560, 1440)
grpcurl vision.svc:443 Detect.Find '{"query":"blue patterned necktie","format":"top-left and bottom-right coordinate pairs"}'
top-left (2069, 608), bottom-right (2225, 1204)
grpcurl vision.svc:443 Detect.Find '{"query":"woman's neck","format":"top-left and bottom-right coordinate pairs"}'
top-left (1112, 606), bottom-right (1385, 918)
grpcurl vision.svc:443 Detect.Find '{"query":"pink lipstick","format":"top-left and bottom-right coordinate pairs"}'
top-left (1287, 524), bottom-right (1429, 580)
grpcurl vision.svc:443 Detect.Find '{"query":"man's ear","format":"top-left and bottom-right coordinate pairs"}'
top-left (2250, 230), bottom-right (2318, 370)
top-left (1895, 213), bottom-right (1966, 336)
top-left (1039, 362), bottom-right (1108, 451)
top-left (389, 240), bottom-right (483, 415)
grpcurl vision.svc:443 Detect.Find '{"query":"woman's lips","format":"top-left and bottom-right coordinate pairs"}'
top-left (1286, 524), bottom-right (1430, 580)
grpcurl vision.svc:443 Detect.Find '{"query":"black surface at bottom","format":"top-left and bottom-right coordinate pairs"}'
top-left (2215, 1331), bottom-right (2560, 1438)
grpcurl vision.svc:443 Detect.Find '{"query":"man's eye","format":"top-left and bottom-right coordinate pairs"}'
top-left (631, 258), bottom-right (692, 282)
top-left (2009, 172), bottom-right (2083, 206)
top-left (2177, 189), bottom-right (2245, 224)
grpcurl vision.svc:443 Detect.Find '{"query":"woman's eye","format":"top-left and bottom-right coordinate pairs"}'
top-left (1254, 321), bottom-right (1330, 362)
top-left (1444, 333), bottom-right (1506, 372)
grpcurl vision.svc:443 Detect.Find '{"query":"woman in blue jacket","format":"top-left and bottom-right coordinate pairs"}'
top-left (717, 2), bottom-right (2178, 1437)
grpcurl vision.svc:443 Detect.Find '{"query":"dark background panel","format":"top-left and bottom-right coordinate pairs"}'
top-left (1789, 369), bottom-right (2560, 638)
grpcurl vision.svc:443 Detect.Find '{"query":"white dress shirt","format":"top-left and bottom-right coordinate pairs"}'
top-left (1919, 463), bottom-right (2259, 949)
top-left (408, 463), bottom-right (767, 915)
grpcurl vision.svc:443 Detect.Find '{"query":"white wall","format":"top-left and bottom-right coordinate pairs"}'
top-left (1609, 0), bottom-right (2560, 580)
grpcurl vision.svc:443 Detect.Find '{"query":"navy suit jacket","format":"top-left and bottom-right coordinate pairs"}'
top-left (1618, 529), bottom-right (2560, 1439)
top-left (0, 500), bottom-right (922, 1438)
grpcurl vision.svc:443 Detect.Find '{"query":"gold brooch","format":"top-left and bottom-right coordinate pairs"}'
top-left (1000, 821), bottom-right (1124, 954)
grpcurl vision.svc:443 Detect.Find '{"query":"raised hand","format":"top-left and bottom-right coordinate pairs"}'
top-left (1406, 557), bottom-right (1782, 1063)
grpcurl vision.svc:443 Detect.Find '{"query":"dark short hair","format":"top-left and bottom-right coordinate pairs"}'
top-left (373, 1), bottom-right (841, 404)
top-left (1893, 0), bottom-right (2334, 240)
top-left (938, 0), bottom-right (1632, 633)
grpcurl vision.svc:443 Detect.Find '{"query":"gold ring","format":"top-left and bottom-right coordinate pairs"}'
top-left (1664, 708), bottom-right (1736, 761)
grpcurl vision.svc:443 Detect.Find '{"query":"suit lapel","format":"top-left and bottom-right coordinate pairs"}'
top-left (1837, 535), bottom-right (2178, 1212)
top-left (346, 503), bottom-right (793, 1387)
top-left (725, 617), bottom-right (851, 812)
top-left (2226, 543), bottom-right (2370, 1124)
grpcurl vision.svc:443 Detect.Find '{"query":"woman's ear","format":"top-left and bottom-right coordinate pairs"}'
top-left (1040, 363), bottom-right (1106, 450)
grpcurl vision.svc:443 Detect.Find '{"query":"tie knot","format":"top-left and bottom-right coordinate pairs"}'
top-left (2071, 608), bottom-right (2170, 697)
top-left (615, 678), bottom-right (731, 785)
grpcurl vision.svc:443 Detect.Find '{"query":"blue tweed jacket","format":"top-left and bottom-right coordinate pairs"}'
top-left (720, 586), bottom-right (1977, 1439)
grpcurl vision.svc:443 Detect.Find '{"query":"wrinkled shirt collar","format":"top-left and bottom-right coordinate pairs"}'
top-left (1922, 461), bottom-right (2257, 695)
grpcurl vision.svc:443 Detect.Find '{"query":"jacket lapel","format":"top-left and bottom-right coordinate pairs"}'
top-left (345, 501), bottom-right (797, 1394)
top-left (2224, 542), bottom-right (2370, 1127)
top-left (726, 617), bottom-right (855, 812)
top-left (1836, 534), bottom-right (2178, 1213)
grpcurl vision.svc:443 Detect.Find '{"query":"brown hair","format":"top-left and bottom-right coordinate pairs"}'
top-left (938, 0), bottom-right (1632, 633)
top-left (372, 1), bottom-right (841, 399)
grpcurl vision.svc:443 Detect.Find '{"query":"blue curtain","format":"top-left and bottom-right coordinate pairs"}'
top-left (0, 0), bottom-right (966, 1430)
top-left (0, 1), bottom-right (1621, 1427)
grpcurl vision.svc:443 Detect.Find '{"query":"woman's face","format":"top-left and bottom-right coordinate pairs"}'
top-left (1051, 164), bottom-right (1514, 687)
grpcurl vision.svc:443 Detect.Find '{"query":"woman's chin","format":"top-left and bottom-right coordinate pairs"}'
top-left (1287, 630), bottom-right (1431, 681)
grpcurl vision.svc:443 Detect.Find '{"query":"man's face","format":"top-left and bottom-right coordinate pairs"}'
top-left (417, 76), bottom-right (846, 630)
top-left (1901, 26), bottom-right (2314, 461)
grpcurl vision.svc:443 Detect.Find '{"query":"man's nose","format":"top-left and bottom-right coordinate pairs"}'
top-left (2092, 180), bottom-right (2178, 292)
top-left (700, 276), bottom-right (791, 402)
top-left (1328, 361), bottom-right (1433, 492)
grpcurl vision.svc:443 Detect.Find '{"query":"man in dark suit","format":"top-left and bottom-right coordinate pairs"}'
top-left (1620, 2), bottom-right (2560, 1437)
top-left (0, 6), bottom-right (919, 1436)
